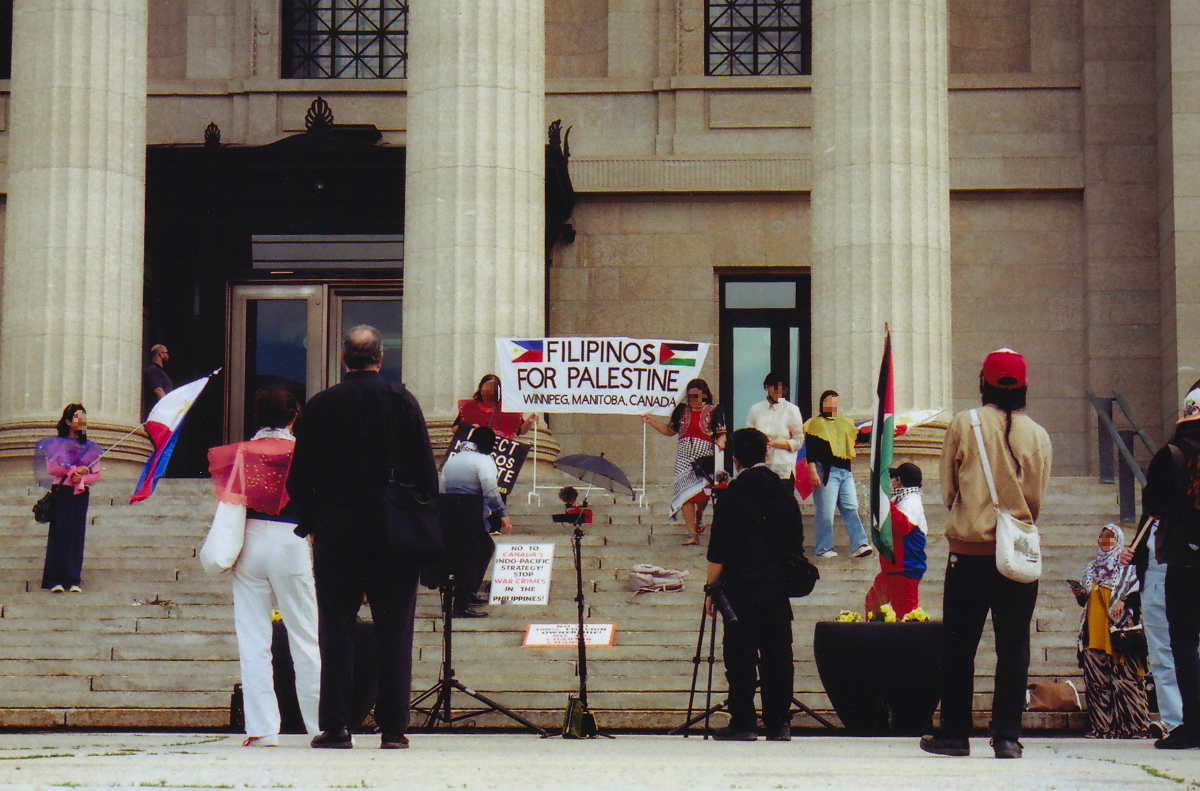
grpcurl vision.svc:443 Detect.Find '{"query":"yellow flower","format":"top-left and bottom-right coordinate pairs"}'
top-left (835, 610), bottom-right (863, 622)
top-left (902, 607), bottom-right (930, 622)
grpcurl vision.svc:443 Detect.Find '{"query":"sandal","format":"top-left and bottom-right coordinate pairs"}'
top-left (695, 524), bottom-right (706, 535)
top-left (681, 538), bottom-right (701, 546)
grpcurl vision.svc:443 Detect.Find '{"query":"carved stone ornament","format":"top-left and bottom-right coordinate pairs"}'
top-left (305, 96), bottom-right (335, 131)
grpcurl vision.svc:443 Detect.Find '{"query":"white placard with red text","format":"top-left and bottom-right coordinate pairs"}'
top-left (489, 543), bottom-right (555, 605)
top-left (522, 623), bottom-right (616, 647)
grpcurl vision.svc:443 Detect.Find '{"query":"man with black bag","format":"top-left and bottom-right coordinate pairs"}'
top-left (704, 427), bottom-right (805, 742)
top-left (1145, 380), bottom-right (1200, 750)
top-left (288, 325), bottom-right (438, 750)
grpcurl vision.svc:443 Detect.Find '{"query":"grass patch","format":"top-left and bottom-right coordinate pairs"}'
top-left (0, 753), bottom-right (73, 761)
top-left (1138, 764), bottom-right (1186, 784)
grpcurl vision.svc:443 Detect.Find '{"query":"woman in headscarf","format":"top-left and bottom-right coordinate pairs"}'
top-left (208, 386), bottom-right (320, 746)
top-left (35, 404), bottom-right (102, 593)
top-left (642, 378), bottom-right (727, 546)
top-left (1071, 523), bottom-right (1150, 738)
top-left (804, 390), bottom-right (872, 559)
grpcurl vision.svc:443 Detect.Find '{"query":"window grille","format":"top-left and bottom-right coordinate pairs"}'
top-left (283, 0), bottom-right (408, 79)
top-left (706, 0), bottom-right (810, 76)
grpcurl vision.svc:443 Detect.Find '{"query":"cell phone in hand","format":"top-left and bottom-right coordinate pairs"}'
top-left (1066, 579), bottom-right (1084, 592)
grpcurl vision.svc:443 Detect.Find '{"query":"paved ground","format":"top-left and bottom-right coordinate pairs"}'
top-left (0, 733), bottom-right (1197, 790)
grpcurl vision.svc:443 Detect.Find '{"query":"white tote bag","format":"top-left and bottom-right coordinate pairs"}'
top-left (969, 409), bottom-right (1042, 583)
top-left (199, 500), bottom-right (247, 575)
top-left (199, 448), bottom-right (248, 575)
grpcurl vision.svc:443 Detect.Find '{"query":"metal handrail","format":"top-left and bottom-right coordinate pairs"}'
top-left (1086, 390), bottom-right (1147, 487)
top-left (1113, 389), bottom-right (1159, 456)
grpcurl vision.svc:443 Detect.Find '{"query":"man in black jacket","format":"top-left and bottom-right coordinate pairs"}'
top-left (705, 427), bottom-right (804, 742)
top-left (287, 325), bottom-right (438, 750)
top-left (1146, 380), bottom-right (1200, 750)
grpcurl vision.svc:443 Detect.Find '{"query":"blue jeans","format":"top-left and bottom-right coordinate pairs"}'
top-left (812, 465), bottom-right (868, 554)
top-left (1145, 564), bottom-right (1183, 730)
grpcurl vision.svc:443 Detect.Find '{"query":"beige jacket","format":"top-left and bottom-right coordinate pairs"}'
top-left (940, 405), bottom-right (1052, 554)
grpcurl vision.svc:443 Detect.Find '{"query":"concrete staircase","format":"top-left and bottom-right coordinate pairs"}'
top-left (0, 474), bottom-right (1116, 731)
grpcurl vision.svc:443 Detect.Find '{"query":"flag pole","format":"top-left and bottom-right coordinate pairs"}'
top-left (93, 422), bottom-right (150, 462)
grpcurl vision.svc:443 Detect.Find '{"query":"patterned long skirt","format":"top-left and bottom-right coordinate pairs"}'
top-left (669, 436), bottom-right (713, 518)
top-left (1082, 647), bottom-right (1150, 738)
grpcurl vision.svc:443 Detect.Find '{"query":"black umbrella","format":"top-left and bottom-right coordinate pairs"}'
top-left (554, 453), bottom-right (635, 498)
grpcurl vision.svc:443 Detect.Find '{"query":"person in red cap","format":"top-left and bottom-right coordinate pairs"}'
top-left (920, 348), bottom-right (1052, 760)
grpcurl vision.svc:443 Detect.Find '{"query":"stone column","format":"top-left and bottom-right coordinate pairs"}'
top-left (403, 0), bottom-right (546, 423)
top-left (0, 0), bottom-right (150, 476)
top-left (811, 0), bottom-right (952, 421)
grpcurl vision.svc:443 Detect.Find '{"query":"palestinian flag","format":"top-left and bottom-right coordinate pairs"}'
top-left (869, 329), bottom-right (896, 562)
top-left (659, 342), bottom-right (698, 366)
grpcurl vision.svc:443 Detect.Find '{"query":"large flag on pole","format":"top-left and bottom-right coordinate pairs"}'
top-left (131, 370), bottom-right (218, 504)
top-left (869, 328), bottom-right (896, 562)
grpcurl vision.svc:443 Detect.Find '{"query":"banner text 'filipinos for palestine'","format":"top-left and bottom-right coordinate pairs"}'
top-left (496, 337), bottom-right (710, 415)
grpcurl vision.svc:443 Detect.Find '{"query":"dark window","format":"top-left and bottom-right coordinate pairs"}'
top-left (282, 0), bottom-right (408, 79)
top-left (0, 0), bottom-right (11, 80)
top-left (706, 0), bottom-right (810, 76)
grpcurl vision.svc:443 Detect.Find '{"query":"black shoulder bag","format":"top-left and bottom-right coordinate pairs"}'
top-left (380, 386), bottom-right (443, 563)
top-left (33, 490), bottom-right (55, 523)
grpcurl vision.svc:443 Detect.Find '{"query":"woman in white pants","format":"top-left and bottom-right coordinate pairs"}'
top-left (212, 387), bottom-right (320, 746)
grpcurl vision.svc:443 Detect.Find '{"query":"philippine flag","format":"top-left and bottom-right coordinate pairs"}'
top-left (130, 370), bottom-right (218, 504)
top-left (508, 340), bottom-right (543, 363)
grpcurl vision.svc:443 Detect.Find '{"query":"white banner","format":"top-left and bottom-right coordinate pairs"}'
top-left (496, 337), bottom-right (710, 415)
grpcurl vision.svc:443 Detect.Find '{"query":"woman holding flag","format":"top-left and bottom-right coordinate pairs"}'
top-left (35, 404), bottom-right (102, 593)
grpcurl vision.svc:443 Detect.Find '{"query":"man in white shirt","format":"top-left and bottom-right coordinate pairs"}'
top-left (440, 426), bottom-right (513, 618)
top-left (745, 371), bottom-right (806, 483)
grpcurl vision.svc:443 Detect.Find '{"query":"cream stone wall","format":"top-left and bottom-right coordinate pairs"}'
top-left (1081, 0), bottom-right (1162, 467)
top-left (548, 194), bottom-right (808, 481)
top-left (949, 194), bottom-right (1087, 475)
top-left (1158, 0), bottom-right (1200, 435)
top-left (0, 0), bottom-right (1189, 480)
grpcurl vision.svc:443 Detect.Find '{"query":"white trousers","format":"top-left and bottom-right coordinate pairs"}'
top-left (231, 519), bottom-right (321, 737)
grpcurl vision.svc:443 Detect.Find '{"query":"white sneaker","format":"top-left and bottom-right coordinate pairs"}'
top-left (68, 585), bottom-right (82, 593)
top-left (243, 735), bottom-right (279, 747)
top-left (852, 545), bottom-right (875, 558)
top-left (49, 584), bottom-right (65, 593)
top-left (817, 550), bottom-right (838, 559)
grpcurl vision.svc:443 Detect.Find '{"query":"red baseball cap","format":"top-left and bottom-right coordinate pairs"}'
top-left (981, 348), bottom-right (1027, 389)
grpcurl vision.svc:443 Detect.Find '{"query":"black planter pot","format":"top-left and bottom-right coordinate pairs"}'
top-left (813, 620), bottom-right (943, 735)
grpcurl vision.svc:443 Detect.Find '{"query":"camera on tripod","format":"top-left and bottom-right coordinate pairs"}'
top-left (703, 580), bottom-right (738, 623)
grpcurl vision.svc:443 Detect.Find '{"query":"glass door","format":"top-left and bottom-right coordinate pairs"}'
top-left (230, 285), bottom-right (324, 441)
top-left (230, 284), bottom-right (403, 442)
top-left (329, 291), bottom-right (402, 386)
top-left (719, 277), bottom-right (811, 431)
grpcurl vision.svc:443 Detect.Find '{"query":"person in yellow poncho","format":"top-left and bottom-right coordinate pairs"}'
top-left (803, 390), bottom-right (872, 559)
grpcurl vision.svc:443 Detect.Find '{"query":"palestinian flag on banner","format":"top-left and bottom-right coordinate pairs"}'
top-left (869, 328), bottom-right (896, 562)
top-left (659, 342), bottom-right (698, 366)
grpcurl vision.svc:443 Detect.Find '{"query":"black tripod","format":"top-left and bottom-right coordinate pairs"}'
top-left (410, 575), bottom-right (547, 734)
top-left (410, 493), bottom-right (546, 735)
top-left (555, 518), bottom-right (613, 738)
top-left (670, 601), bottom-right (837, 736)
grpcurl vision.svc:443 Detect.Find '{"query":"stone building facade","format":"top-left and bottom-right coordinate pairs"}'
top-left (0, 0), bottom-right (1193, 485)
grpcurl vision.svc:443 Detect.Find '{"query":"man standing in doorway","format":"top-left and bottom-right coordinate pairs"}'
top-left (746, 371), bottom-right (806, 484)
top-left (287, 325), bottom-right (438, 750)
top-left (144, 344), bottom-right (173, 406)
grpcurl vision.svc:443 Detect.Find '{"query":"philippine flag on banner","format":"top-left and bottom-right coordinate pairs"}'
top-left (130, 370), bottom-right (218, 504)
